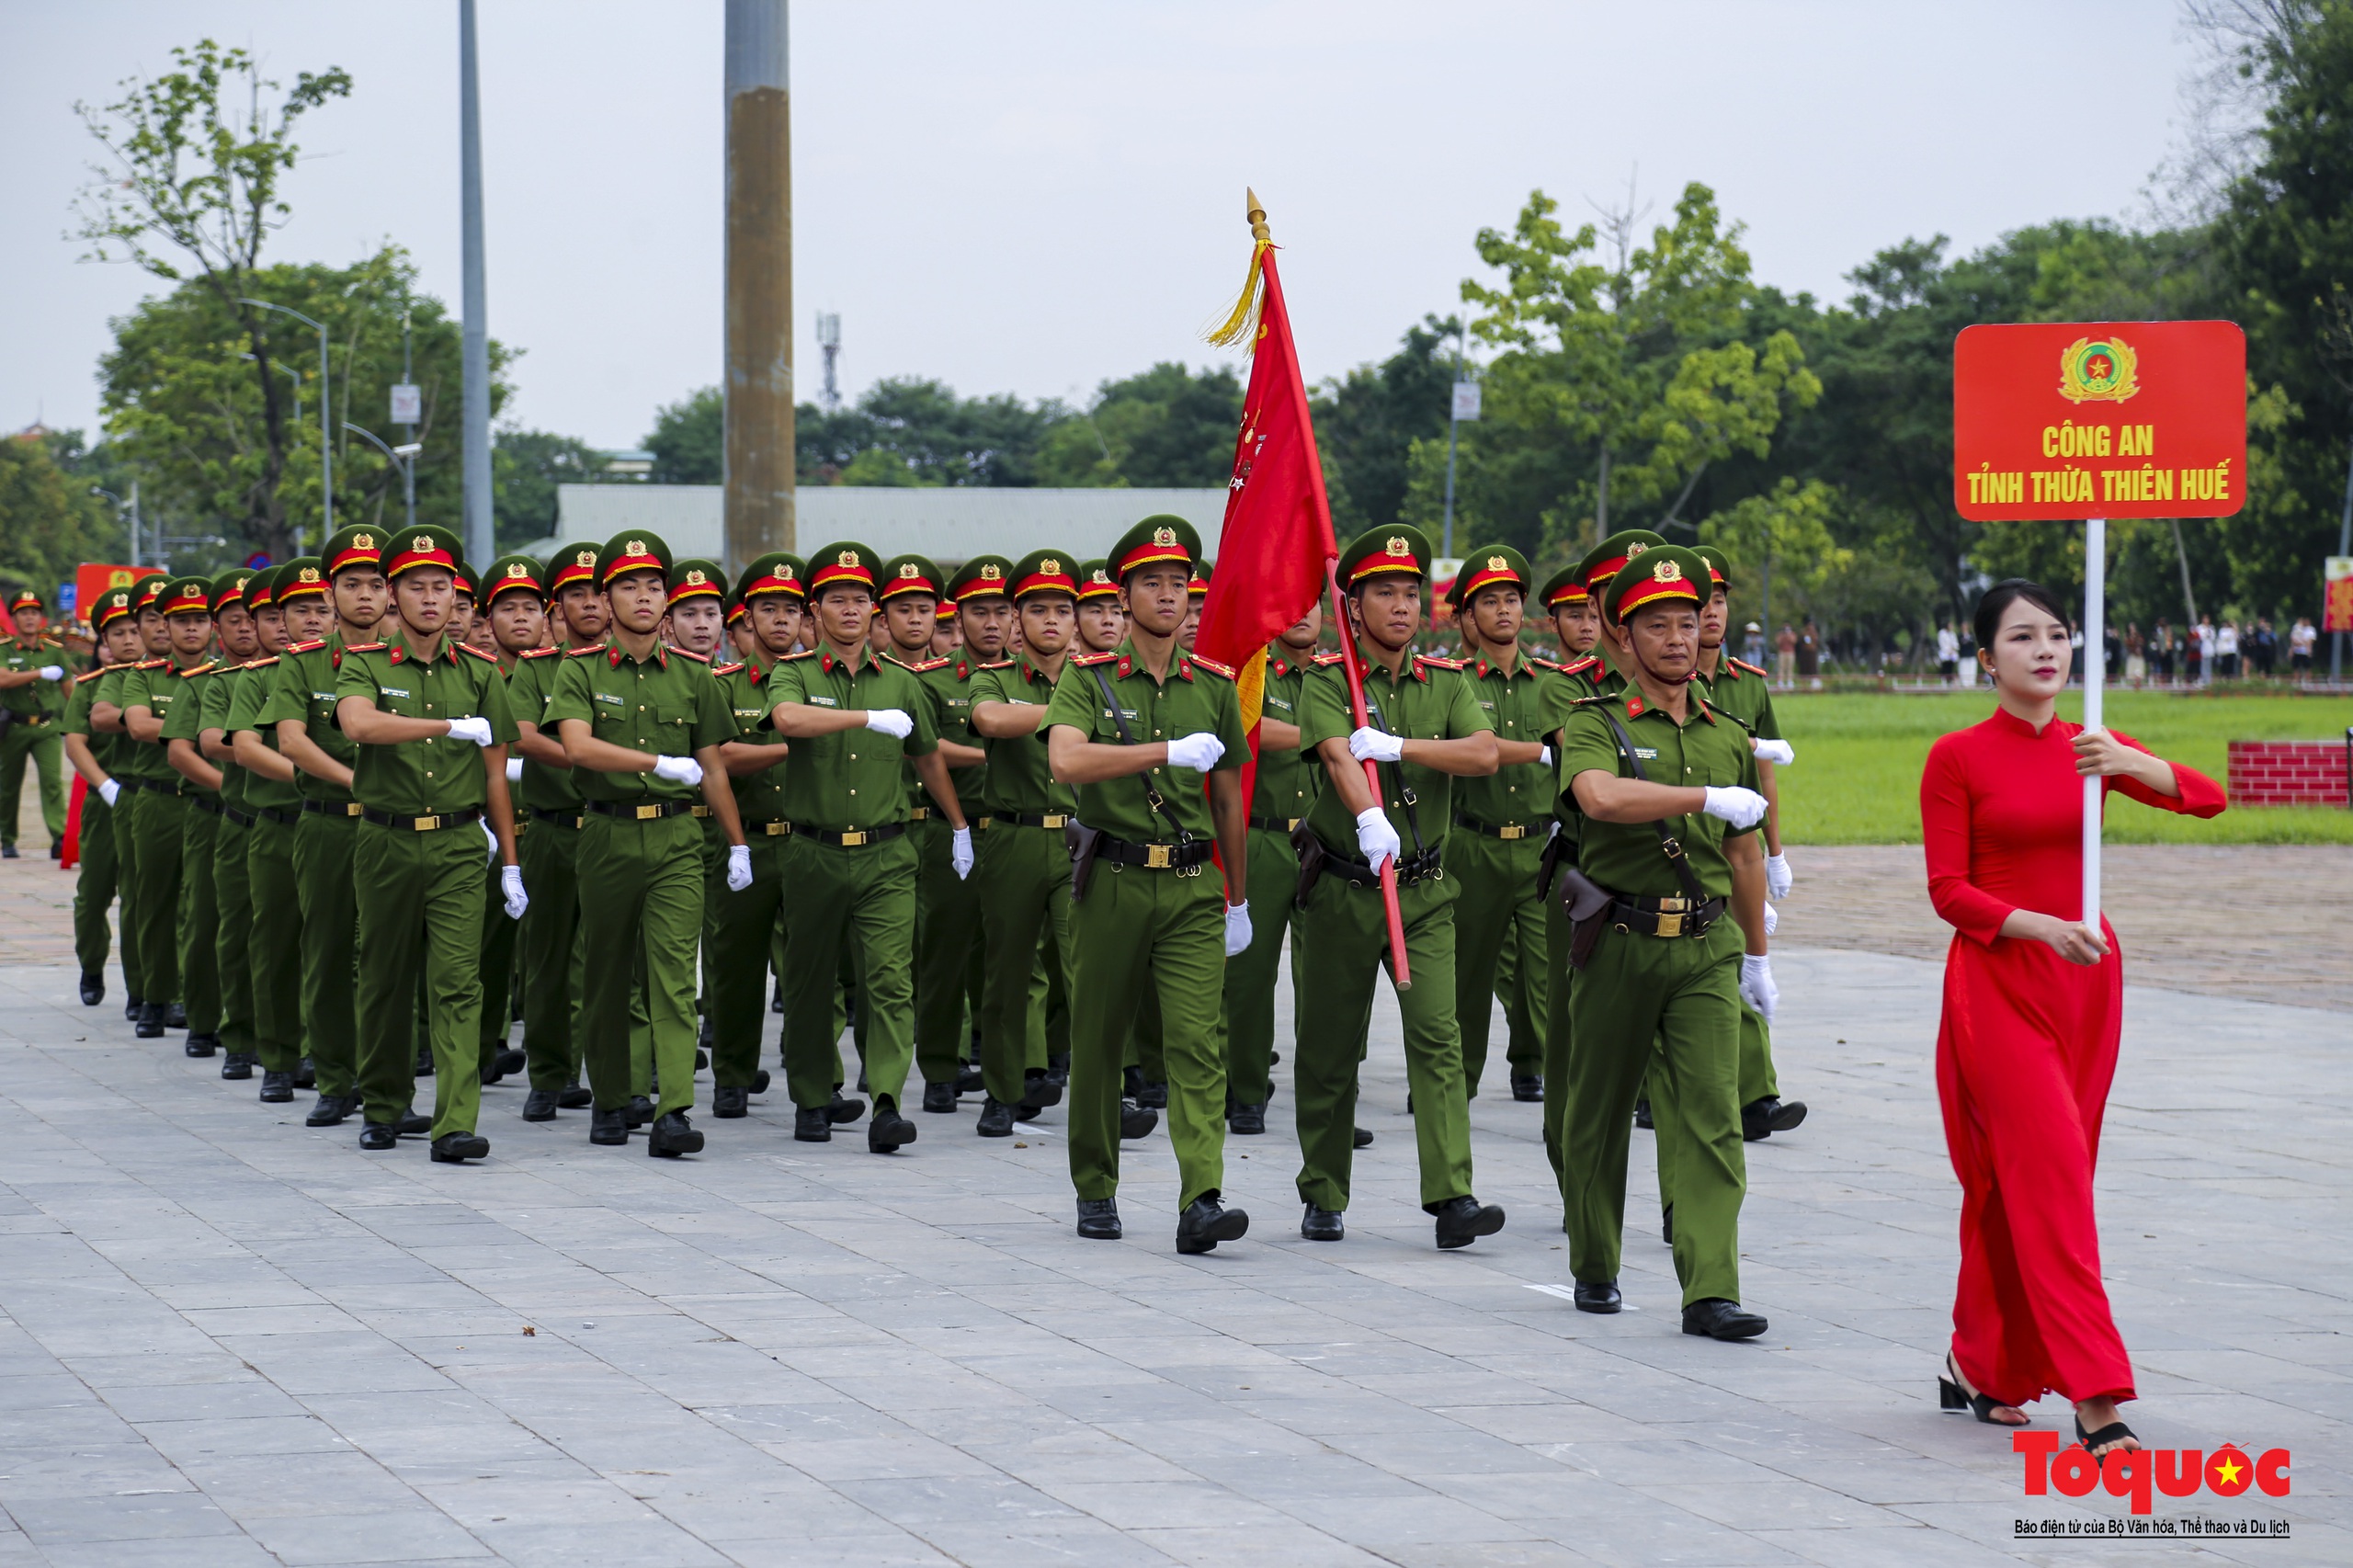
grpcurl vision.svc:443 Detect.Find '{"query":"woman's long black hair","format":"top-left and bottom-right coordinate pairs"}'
top-left (1972, 579), bottom-right (2070, 651)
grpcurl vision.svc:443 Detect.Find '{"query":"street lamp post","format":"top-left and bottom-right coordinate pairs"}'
top-left (238, 298), bottom-right (332, 552)
top-left (344, 424), bottom-right (422, 533)
top-left (91, 483), bottom-right (142, 568)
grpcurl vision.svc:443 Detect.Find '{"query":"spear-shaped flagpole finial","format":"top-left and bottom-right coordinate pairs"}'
top-left (1245, 188), bottom-right (1270, 244)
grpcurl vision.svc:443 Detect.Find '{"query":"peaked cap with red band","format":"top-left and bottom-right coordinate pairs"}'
top-left (210, 569), bottom-right (252, 615)
top-left (133, 574), bottom-right (170, 613)
top-left (1577, 528), bottom-right (1669, 600)
top-left (949, 554), bottom-right (1015, 603)
top-left (1603, 544), bottom-right (1710, 623)
top-left (597, 529), bottom-right (673, 585)
top-left (1007, 548), bottom-right (1080, 601)
top-left (274, 557), bottom-right (327, 605)
top-left (1108, 514), bottom-right (1201, 582)
top-left (548, 544), bottom-right (600, 594)
top-left (159, 574), bottom-right (215, 618)
top-left (1536, 562), bottom-right (1590, 609)
top-left (877, 553), bottom-right (943, 602)
top-left (1692, 543), bottom-right (1732, 590)
top-left (93, 589), bottom-right (138, 631)
top-left (667, 558), bottom-right (724, 604)
top-left (1338, 524), bottom-right (1432, 586)
top-left (322, 525), bottom-right (387, 581)
top-left (733, 552), bottom-right (806, 603)
top-left (480, 553), bottom-right (547, 604)
top-left (1188, 559), bottom-right (1213, 596)
top-left (1448, 542), bottom-right (1531, 608)
top-left (6, 590), bottom-right (40, 615)
top-left (805, 541), bottom-right (881, 596)
top-left (1075, 560), bottom-right (1118, 601)
top-left (384, 525), bottom-right (464, 581)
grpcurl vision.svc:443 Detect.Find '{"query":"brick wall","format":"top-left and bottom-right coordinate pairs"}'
top-left (2227, 739), bottom-right (2351, 806)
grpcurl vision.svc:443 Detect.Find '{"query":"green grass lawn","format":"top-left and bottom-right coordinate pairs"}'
top-left (1773, 689), bottom-right (2353, 844)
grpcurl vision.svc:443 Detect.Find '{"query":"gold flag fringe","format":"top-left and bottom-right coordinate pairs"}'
top-left (1204, 239), bottom-right (1269, 351)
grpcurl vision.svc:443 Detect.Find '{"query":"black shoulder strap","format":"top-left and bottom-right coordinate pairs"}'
top-left (1089, 665), bottom-right (1180, 842)
top-left (1597, 705), bottom-right (1709, 907)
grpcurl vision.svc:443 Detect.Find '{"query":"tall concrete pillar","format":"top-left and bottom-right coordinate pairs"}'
top-left (724, 0), bottom-right (793, 572)
top-left (459, 0), bottom-right (494, 566)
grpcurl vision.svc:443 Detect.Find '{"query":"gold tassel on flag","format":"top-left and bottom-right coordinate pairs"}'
top-left (1205, 188), bottom-right (1272, 349)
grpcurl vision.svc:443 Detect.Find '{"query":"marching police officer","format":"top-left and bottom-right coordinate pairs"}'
top-left (62, 587), bottom-right (146, 1006)
top-left (87, 575), bottom-right (172, 1025)
top-left (0, 589), bottom-right (72, 859)
top-left (545, 531), bottom-right (749, 1156)
top-left (1041, 516), bottom-right (1252, 1251)
top-left (1290, 526), bottom-right (1505, 1249)
top-left (474, 554), bottom-right (551, 1087)
top-left (1552, 543), bottom-right (1773, 1340)
top-left (168, 570), bottom-right (259, 1079)
top-left (766, 542), bottom-right (971, 1153)
top-left (119, 574), bottom-right (215, 1043)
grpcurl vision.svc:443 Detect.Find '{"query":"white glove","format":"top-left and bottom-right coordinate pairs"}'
top-left (445, 714), bottom-right (494, 746)
top-left (1354, 806), bottom-right (1402, 873)
top-left (950, 825), bottom-right (973, 881)
top-left (863, 708), bottom-right (914, 739)
top-left (505, 756), bottom-right (524, 783)
top-left (1739, 953), bottom-right (1779, 1023)
top-left (481, 818), bottom-right (498, 863)
top-left (725, 843), bottom-right (753, 892)
top-left (97, 778), bottom-right (121, 808)
top-left (1765, 851), bottom-right (1793, 901)
top-left (1539, 744), bottom-right (1552, 767)
top-left (37, 665), bottom-right (65, 681)
top-left (1701, 786), bottom-right (1768, 829)
top-left (1753, 738), bottom-right (1795, 766)
top-left (501, 864), bottom-right (529, 920)
top-left (1224, 901), bottom-right (1253, 957)
top-left (652, 755), bottom-right (703, 787)
top-left (1762, 901), bottom-right (1779, 938)
top-left (1347, 725), bottom-right (1404, 764)
top-left (1165, 731), bottom-right (1225, 771)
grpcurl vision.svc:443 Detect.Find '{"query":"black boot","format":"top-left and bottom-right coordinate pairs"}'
top-left (1682, 1299), bottom-right (1768, 1340)
top-left (648, 1111), bottom-right (704, 1157)
top-left (1138, 1079), bottom-right (1168, 1110)
top-left (557, 1079), bottom-right (593, 1109)
top-left (1742, 1096), bottom-right (1807, 1142)
top-left (1301, 1204), bottom-right (1345, 1242)
top-left (588, 1108), bottom-right (630, 1146)
top-left (1176, 1194), bottom-right (1248, 1255)
top-left (521, 1088), bottom-right (559, 1121)
top-left (1574, 1279), bottom-right (1622, 1314)
top-left (393, 1108), bottom-right (430, 1135)
top-left (826, 1091), bottom-right (866, 1124)
top-left (1018, 1072), bottom-right (1063, 1111)
top-left (292, 1057), bottom-right (315, 1090)
top-left (1075, 1198), bottom-right (1121, 1240)
top-left (430, 1131), bottom-right (489, 1164)
top-left (258, 1070), bottom-right (294, 1103)
top-left (625, 1094), bottom-right (654, 1129)
top-left (794, 1106), bottom-right (832, 1142)
top-left (867, 1102), bottom-right (918, 1154)
top-left (124, 994), bottom-right (142, 1022)
top-left (1432, 1195), bottom-right (1506, 1250)
top-left (1120, 1099), bottom-right (1158, 1140)
top-left (305, 1094), bottom-right (356, 1128)
top-left (218, 1049), bottom-right (252, 1080)
top-left (1227, 1101), bottom-right (1267, 1136)
top-left (954, 1062), bottom-right (984, 1095)
top-left (749, 1068), bottom-right (770, 1096)
top-left (712, 1085), bottom-right (749, 1119)
top-left (414, 1045), bottom-right (433, 1077)
top-left (975, 1097), bottom-right (1014, 1137)
top-left (165, 1002), bottom-right (186, 1029)
top-left (358, 1122), bottom-right (397, 1151)
top-left (78, 971), bottom-right (103, 1006)
top-left (920, 1081), bottom-right (958, 1114)
top-left (1510, 1073), bottom-right (1543, 1103)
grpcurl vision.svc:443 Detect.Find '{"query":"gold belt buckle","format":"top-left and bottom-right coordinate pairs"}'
top-left (1040, 813), bottom-right (1068, 828)
top-left (1498, 824), bottom-right (1527, 840)
top-left (1654, 911), bottom-right (1684, 937)
top-left (691, 804), bottom-right (712, 817)
top-left (1285, 817), bottom-right (1301, 831)
top-left (415, 814), bottom-right (441, 832)
top-left (908, 807), bottom-right (929, 822)
top-left (1145, 843), bottom-right (1173, 869)
top-left (840, 829), bottom-right (868, 847)
top-left (344, 802), bottom-right (364, 817)
top-left (764, 821), bottom-right (790, 835)
top-left (634, 803), bottom-right (662, 820)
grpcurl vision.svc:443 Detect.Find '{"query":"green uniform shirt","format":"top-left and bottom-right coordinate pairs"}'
top-left (968, 654), bottom-right (1077, 817)
top-left (117, 658), bottom-right (200, 781)
top-left (1251, 651), bottom-right (1320, 825)
top-left (0, 635), bottom-right (69, 721)
top-left (543, 642), bottom-right (731, 802)
top-left (1453, 650), bottom-right (1552, 830)
top-left (764, 643), bottom-right (938, 831)
top-left (1297, 647), bottom-right (1493, 858)
top-left (166, 663), bottom-right (235, 803)
top-left (225, 655), bottom-right (302, 812)
top-left (333, 636), bottom-right (518, 815)
top-left (1042, 641), bottom-right (1247, 844)
top-left (503, 646), bottom-right (585, 812)
top-left (1531, 653), bottom-right (1608, 746)
top-left (1556, 687), bottom-right (1761, 899)
top-left (258, 637), bottom-right (362, 805)
top-left (1696, 653), bottom-right (1780, 740)
top-left (64, 664), bottom-right (126, 771)
top-left (710, 657), bottom-right (793, 823)
top-left (904, 653), bottom-right (985, 813)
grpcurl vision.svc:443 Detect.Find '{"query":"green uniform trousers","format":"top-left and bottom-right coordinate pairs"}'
top-left (0, 722), bottom-right (64, 848)
top-left (247, 816), bottom-right (302, 1073)
top-left (1218, 826), bottom-right (1302, 1109)
top-left (706, 829), bottom-right (794, 1088)
top-left (516, 814), bottom-right (584, 1093)
top-left (912, 816), bottom-right (984, 1086)
top-left (781, 835), bottom-right (918, 1111)
top-left (176, 804), bottom-right (221, 1034)
top-left (574, 812), bottom-right (703, 1118)
top-left (477, 853), bottom-right (519, 1071)
top-left (1292, 868), bottom-right (1475, 1213)
top-left (1540, 893), bottom-right (1575, 1209)
top-left (1450, 831), bottom-right (1548, 1095)
top-left (1653, 998), bottom-right (1778, 1212)
top-left (1066, 863), bottom-right (1227, 1210)
top-left (109, 788), bottom-right (146, 998)
top-left (697, 814), bottom-right (723, 1014)
top-left (294, 809), bottom-right (361, 1098)
top-left (1562, 918), bottom-right (1747, 1307)
top-left (353, 821), bottom-right (486, 1136)
top-left (129, 790), bottom-right (188, 1006)
top-left (211, 814), bottom-right (255, 1059)
top-left (73, 791), bottom-right (119, 983)
top-left (974, 824), bottom-right (1070, 1107)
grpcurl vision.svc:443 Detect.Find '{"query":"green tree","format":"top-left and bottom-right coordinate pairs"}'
top-left (73, 39), bottom-right (353, 558)
top-left (1313, 316), bottom-right (1460, 531)
top-left (648, 386), bottom-right (723, 484)
top-left (0, 432), bottom-right (121, 606)
top-left (494, 429), bottom-right (615, 549)
top-left (1033, 363), bottom-right (1243, 488)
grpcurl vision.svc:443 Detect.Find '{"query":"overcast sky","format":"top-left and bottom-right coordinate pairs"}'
top-left (5, 2), bottom-right (2206, 451)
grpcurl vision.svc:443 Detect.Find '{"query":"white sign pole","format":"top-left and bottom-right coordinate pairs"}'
top-left (2082, 515), bottom-right (2106, 928)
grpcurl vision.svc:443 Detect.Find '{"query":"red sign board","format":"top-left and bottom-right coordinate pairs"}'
top-left (74, 562), bottom-right (163, 629)
top-left (1953, 321), bottom-right (2245, 521)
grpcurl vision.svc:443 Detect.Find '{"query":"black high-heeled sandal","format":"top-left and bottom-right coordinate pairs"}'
top-left (1938, 1354), bottom-right (2016, 1425)
top-left (2075, 1415), bottom-right (2138, 1458)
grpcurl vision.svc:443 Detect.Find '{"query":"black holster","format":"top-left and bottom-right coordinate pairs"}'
top-left (1289, 822), bottom-right (1325, 911)
top-left (1555, 863), bottom-right (1616, 971)
top-left (1064, 819), bottom-right (1105, 903)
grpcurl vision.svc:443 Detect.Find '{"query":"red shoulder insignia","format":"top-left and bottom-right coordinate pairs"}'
top-left (1729, 656), bottom-right (1768, 678)
top-left (1527, 656), bottom-right (1564, 673)
top-left (517, 646), bottom-right (562, 661)
top-left (1188, 654), bottom-right (1236, 678)
top-left (1071, 651), bottom-right (1120, 666)
top-left (711, 661), bottom-right (745, 676)
top-left (671, 646), bottom-right (711, 665)
top-left (456, 642), bottom-right (498, 661)
top-left (342, 642), bottom-right (386, 654)
top-left (284, 638), bottom-right (327, 654)
top-left (563, 642), bottom-right (608, 657)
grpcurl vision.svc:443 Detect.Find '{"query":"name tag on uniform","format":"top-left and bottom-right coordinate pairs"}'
top-left (733, 708), bottom-right (764, 720)
top-left (594, 692), bottom-right (623, 707)
top-left (1478, 700), bottom-right (1495, 711)
top-left (313, 691), bottom-right (335, 701)
top-left (1633, 746), bottom-right (1659, 759)
top-left (1108, 708), bottom-right (1138, 721)
top-left (381, 687), bottom-right (411, 699)
top-left (1267, 697), bottom-right (1292, 712)
top-left (809, 696), bottom-right (837, 707)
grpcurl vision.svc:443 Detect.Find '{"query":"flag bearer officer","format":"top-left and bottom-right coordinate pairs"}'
top-left (1041, 516), bottom-right (1253, 1252)
top-left (766, 542), bottom-right (970, 1152)
top-left (1290, 526), bottom-right (1505, 1249)
top-left (1553, 544), bottom-right (1773, 1340)
top-left (546, 531), bottom-right (748, 1155)
top-left (334, 524), bottom-right (526, 1163)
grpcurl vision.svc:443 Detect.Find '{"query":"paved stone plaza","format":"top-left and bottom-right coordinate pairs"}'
top-left (0, 877), bottom-right (2347, 1563)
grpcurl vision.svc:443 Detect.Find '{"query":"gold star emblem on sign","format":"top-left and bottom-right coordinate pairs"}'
top-left (2213, 1456), bottom-right (2245, 1487)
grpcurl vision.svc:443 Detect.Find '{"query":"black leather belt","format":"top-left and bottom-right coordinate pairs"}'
top-left (360, 806), bottom-right (483, 833)
top-left (1097, 833), bottom-right (1216, 871)
top-left (301, 799), bottom-right (365, 817)
top-left (222, 806), bottom-right (255, 827)
top-left (1249, 814), bottom-right (1302, 833)
top-left (1323, 846), bottom-right (1444, 887)
top-left (742, 819), bottom-right (792, 836)
top-left (254, 806), bottom-right (300, 827)
top-left (585, 799), bottom-right (697, 822)
top-left (1609, 893), bottom-right (1725, 938)
top-left (126, 777), bottom-right (183, 796)
top-left (993, 811), bottom-right (1072, 829)
top-left (530, 808), bottom-right (584, 829)
top-left (793, 822), bottom-right (906, 847)
top-left (1454, 813), bottom-right (1539, 841)
top-left (190, 795), bottom-right (225, 815)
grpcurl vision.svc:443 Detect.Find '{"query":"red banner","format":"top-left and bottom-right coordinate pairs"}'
top-left (74, 562), bottom-right (163, 629)
top-left (1952, 321), bottom-right (2245, 521)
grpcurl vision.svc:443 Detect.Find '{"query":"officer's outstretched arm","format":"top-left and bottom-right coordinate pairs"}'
top-left (336, 696), bottom-right (461, 745)
top-left (510, 717), bottom-right (570, 769)
top-left (695, 744), bottom-right (747, 846)
top-left (555, 716), bottom-right (665, 775)
top-left (1571, 768), bottom-right (1706, 824)
top-left (719, 738), bottom-right (790, 776)
top-left (1046, 722), bottom-right (1168, 784)
top-left (767, 700), bottom-right (870, 738)
top-left (1726, 832), bottom-right (1768, 958)
top-left (970, 699), bottom-right (1048, 739)
top-left (124, 703), bottom-right (165, 744)
top-left (1398, 730), bottom-right (1499, 777)
top-left (1314, 737), bottom-right (1378, 816)
top-left (63, 732), bottom-right (111, 790)
top-left (91, 700), bottom-right (125, 733)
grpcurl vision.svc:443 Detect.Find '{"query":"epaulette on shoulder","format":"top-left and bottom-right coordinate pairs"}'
top-left (136, 658), bottom-right (169, 670)
top-left (563, 642), bottom-right (608, 658)
top-left (243, 655), bottom-right (281, 670)
top-left (711, 660), bottom-right (745, 677)
top-left (517, 645), bottom-right (562, 661)
top-left (978, 658), bottom-right (1015, 670)
top-left (670, 646), bottom-right (711, 665)
top-left (1570, 693), bottom-right (1609, 706)
top-left (455, 642), bottom-right (498, 662)
top-left (1072, 651), bottom-right (1120, 666)
top-left (1188, 654), bottom-right (1236, 678)
top-left (1729, 655), bottom-right (1768, 678)
top-left (1558, 654), bottom-right (1602, 676)
top-left (1312, 651), bottom-right (1345, 666)
top-left (910, 655), bottom-right (952, 672)
top-left (342, 642), bottom-right (386, 654)
top-left (1415, 653), bottom-right (1466, 671)
top-left (284, 638), bottom-right (327, 655)
top-left (41, 635), bottom-right (63, 648)
top-left (1526, 656), bottom-right (1564, 673)
top-left (177, 661), bottom-right (218, 678)
top-left (780, 647), bottom-right (819, 661)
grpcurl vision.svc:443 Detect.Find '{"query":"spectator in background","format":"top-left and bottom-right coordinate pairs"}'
top-left (2103, 623), bottom-right (2122, 681)
top-left (1743, 621), bottom-right (1766, 667)
top-left (1776, 622), bottom-right (1798, 687)
top-left (2069, 621), bottom-right (2085, 682)
top-left (2252, 619), bottom-right (2278, 678)
top-left (2151, 620), bottom-right (2174, 685)
top-left (2189, 617), bottom-right (2211, 684)
top-left (1937, 621), bottom-right (1961, 686)
top-left (2289, 616), bottom-right (2316, 681)
top-left (2215, 619), bottom-right (2240, 679)
top-left (1797, 619), bottom-right (1821, 688)
top-left (2123, 623), bottom-right (2146, 687)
